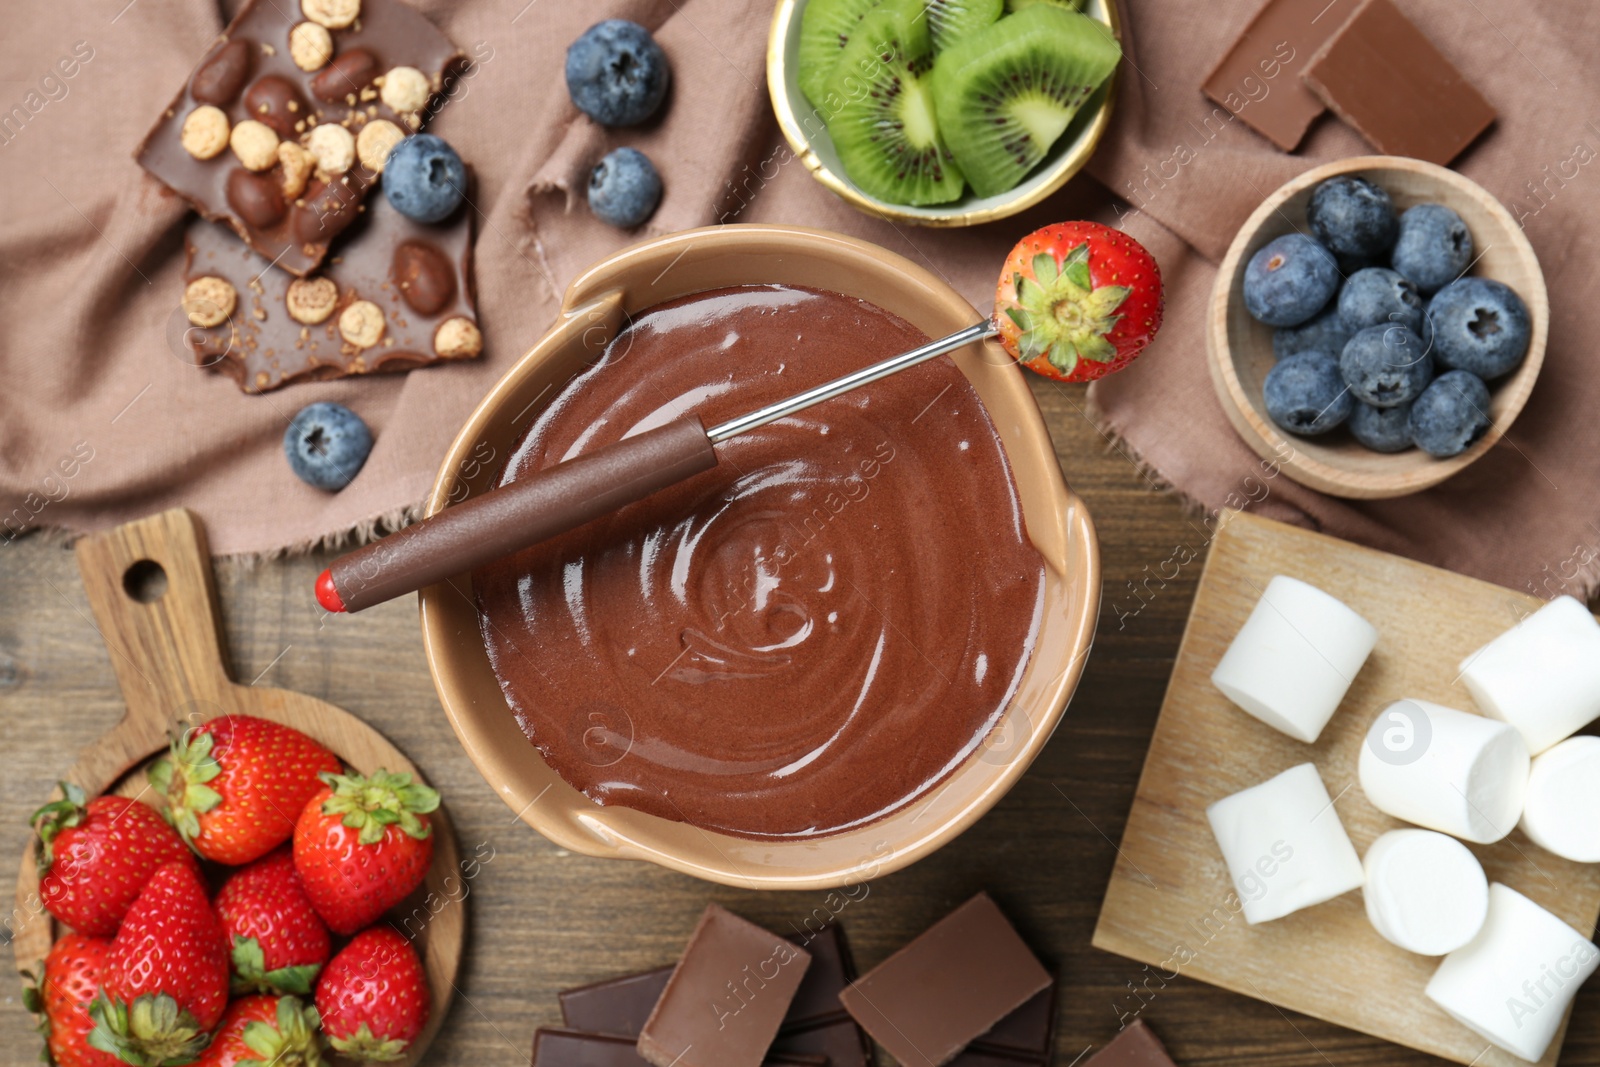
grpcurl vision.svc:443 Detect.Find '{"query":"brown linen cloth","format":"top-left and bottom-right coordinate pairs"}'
top-left (1, 0), bottom-right (1596, 599)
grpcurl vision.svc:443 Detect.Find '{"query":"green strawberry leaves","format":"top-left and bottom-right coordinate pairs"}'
top-left (147, 730), bottom-right (224, 847)
top-left (29, 782), bottom-right (88, 872)
top-left (1006, 241), bottom-right (1132, 375)
top-left (88, 992), bottom-right (209, 1067)
top-left (327, 1022), bottom-right (408, 1063)
top-left (320, 770), bottom-right (439, 847)
top-left (230, 937), bottom-right (322, 997)
top-left (235, 996), bottom-right (322, 1067)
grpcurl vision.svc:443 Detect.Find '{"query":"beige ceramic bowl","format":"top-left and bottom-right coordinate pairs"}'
top-left (766, 0), bottom-right (1119, 227)
top-left (419, 224), bottom-right (1099, 889)
top-left (1208, 155), bottom-right (1549, 499)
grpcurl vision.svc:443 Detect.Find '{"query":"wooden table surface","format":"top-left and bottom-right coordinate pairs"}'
top-left (2, 378), bottom-right (1596, 1067)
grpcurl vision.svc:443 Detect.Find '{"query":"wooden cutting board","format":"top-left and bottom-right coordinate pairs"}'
top-left (1093, 510), bottom-right (1600, 1067)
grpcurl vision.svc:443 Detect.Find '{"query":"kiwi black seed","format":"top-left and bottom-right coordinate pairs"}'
top-left (823, 0), bottom-right (967, 206)
top-left (930, 4), bottom-right (1120, 197)
top-left (797, 0), bottom-right (886, 107)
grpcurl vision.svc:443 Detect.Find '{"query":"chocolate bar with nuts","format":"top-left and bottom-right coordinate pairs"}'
top-left (181, 176), bottom-right (479, 393)
top-left (139, 0), bottom-right (464, 276)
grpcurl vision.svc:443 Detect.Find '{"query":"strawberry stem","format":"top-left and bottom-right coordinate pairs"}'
top-left (319, 770), bottom-right (439, 846)
top-left (29, 781), bottom-right (88, 872)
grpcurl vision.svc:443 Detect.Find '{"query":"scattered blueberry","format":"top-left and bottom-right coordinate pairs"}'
top-left (384, 134), bottom-right (466, 223)
top-left (1339, 325), bottom-right (1434, 408)
top-left (1391, 203), bottom-right (1473, 294)
top-left (1243, 233), bottom-right (1340, 327)
top-left (1349, 401), bottom-right (1415, 453)
top-left (1263, 351), bottom-right (1353, 435)
top-left (1307, 176), bottom-right (1397, 262)
top-left (566, 20), bottom-right (670, 127)
top-left (1427, 277), bottom-right (1531, 379)
top-left (1272, 305), bottom-right (1351, 361)
top-left (588, 147), bottom-right (663, 229)
top-left (284, 402), bottom-right (373, 491)
top-left (1337, 267), bottom-right (1425, 334)
top-left (1409, 370), bottom-right (1492, 457)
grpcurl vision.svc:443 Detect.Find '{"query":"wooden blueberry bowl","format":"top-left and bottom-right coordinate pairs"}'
top-left (1207, 155), bottom-right (1549, 499)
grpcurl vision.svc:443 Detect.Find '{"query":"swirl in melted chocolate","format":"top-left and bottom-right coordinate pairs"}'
top-left (475, 285), bottom-right (1044, 839)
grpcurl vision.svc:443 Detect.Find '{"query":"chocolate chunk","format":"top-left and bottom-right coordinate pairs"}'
top-left (136, 0), bottom-right (463, 276)
top-left (838, 893), bottom-right (1051, 1067)
top-left (191, 39), bottom-right (254, 106)
top-left (961, 979), bottom-right (1057, 1063)
top-left (243, 75), bottom-right (307, 139)
top-left (393, 240), bottom-right (456, 315)
top-left (559, 967), bottom-right (673, 1036)
top-left (311, 47), bottom-right (381, 102)
top-left (532, 1030), bottom-right (824, 1067)
top-left (1301, 0), bottom-right (1495, 166)
top-left (1201, 0), bottom-right (1360, 151)
top-left (226, 168), bottom-right (286, 229)
top-left (781, 924), bottom-right (861, 1031)
top-left (182, 172), bottom-right (479, 393)
top-left (1084, 1020), bottom-right (1177, 1067)
top-left (637, 905), bottom-right (812, 1067)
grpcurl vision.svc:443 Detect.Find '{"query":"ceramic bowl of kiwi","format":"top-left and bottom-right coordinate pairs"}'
top-left (767, 0), bottom-right (1121, 227)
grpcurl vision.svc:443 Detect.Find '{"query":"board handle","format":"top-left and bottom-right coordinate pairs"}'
top-left (73, 508), bottom-right (233, 745)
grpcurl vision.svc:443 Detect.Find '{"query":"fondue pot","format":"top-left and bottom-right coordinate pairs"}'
top-left (420, 224), bottom-right (1099, 889)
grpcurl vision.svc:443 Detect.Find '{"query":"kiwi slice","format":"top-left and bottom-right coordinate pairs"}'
top-left (1006, 0), bottom-right (1084, 11)
top-left (824, 0), bottom-right (966, 206)
top-left (797, 0), bottom-right (883, 107)
top-left (931, 5), bottom-right (1119, 197)
top-left (924, 0), bottom-right (1004, 53)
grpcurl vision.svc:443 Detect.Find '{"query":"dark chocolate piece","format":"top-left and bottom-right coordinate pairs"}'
top-left (1301, 0), bottom-right (1495, 166)
top-left (1084, 1020), bottom-right (1177, 1067)
top-left (560, 966), bottom-right (673, 1037)
top-left (182, 176), bottom-right (478, 393)
top-left (838, 893), bottom-right (1050, 1067)
top-left (531, 1030), bottom-right (825, 1067)
top-left (138, 0), bottom-right (464, 276)
top-left (636, 905), bottom-right (813, 1067)
top-left (962, 978), bottom-right (1057, 1062)
top-left (770, 1018), bottom-right (867, 1067)
top-left (1201, 0), bottom-right (1360, 150)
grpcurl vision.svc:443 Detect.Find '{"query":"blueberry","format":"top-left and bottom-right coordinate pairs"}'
top-left (1243, 234), bottom-right (1340, 327)
top-left (587, 147), bottom-right (663, 229)
top-left (284, 402), bottom-right (373, 491)
top-left (1349, 401), bottom-right (1414, 453)
top-left (1307, 176), bottom-right (1397, 262)
top-left (1337, 267), bottom-right (1425, 334)
top-left (384, 134), bottom-right (466, 223)
top-left (1339, 325), bottom-right (1434, 408)
top-left (1409, 370), bottom-right (1491, 458)
top-left (1263, 351), bottom-right (1353, 435)
top-left (1273, 305), bottom-right (1352, 361)
top-left (1391, 203), bottom-right (1473, 294)
top-left (566, 20), bottom-right (670, 127)
top-left (1427, 277), bottom-right (1531, 379)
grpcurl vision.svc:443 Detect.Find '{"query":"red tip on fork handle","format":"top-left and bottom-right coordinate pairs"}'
top-left (315, 568), bottom-right (346, 613)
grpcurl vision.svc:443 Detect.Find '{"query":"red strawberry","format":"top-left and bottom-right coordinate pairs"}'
top-left (21, 933), bottom-right (122, 1067)
top-left (89, 862), bottom-right (230, 1065)
top-left (216, 846), bottom-right (331, 996)
top-left (148, 714), bottom-right (342, 865)
top-left (315, 927), bottom-right (430, 1062)
top-left (193, 995), bottom-right (324, 1067)
top-left (292, 770), bottom-right (438, 935)
top-left (30, 782), bottom-right (197, 937)
top-left (992, 221), bottom-right (1164, 382)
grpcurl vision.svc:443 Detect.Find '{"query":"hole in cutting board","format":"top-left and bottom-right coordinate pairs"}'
top-left (123, 560), bottom-right (169, 603)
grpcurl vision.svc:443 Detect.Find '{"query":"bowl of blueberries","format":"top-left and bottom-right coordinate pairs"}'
top-left (1207, 155), bottom-right (1548, 499)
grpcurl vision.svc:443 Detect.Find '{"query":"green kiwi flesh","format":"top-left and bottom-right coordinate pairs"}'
top-left (797, 0), bottom-right (885, 107)
top-left (931, 4), bottom-right (1119, 197)
top-left (1005, 0), bottom-right (1084, 12)
top-left (923, 0), bottom-right (1004, 53)
top-left (823, 0), bottom-right (967, 205)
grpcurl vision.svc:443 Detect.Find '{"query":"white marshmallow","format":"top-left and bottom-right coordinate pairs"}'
top-left (1362, 829), bottom-right (1488, 956)
top-left (1519, 735), bottom-right (1600, 862)
top-left (1460, 596), bottom-right (1600, 755)
top-left (1357, 700), bottom-right (1529, 844)
top-left (1425, 883), bottom-right (1599, 1063)
top-left (1206, 763), bottom-right (1365, 925)
top-left (1210, 576), bottom-right (1378, 743)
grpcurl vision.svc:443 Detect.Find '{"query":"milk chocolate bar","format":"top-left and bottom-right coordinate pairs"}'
top-left (1201, 0), bottom-right (1360, 151)
top-left (181, 175), bottom-right (479, 393)
top-left (139, 0), bottom-right (464, 276)
top-left (636, 905), bottom-right (813, 1067)
top-left (838, 893), bottom-right (1050, 1067)
top-left (530, 1030), bottom-right (826, 1067)
top-left (1084, 1020), bottom-right (1177, 1067)
top-left (1302, 0), bottom-right (1495, 165)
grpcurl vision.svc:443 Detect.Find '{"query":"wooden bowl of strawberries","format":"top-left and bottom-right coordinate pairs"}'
top-left (12, 510), bottom-right (464, 1067)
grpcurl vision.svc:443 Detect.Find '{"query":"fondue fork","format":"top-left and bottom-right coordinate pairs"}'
top-left (317, 322), bottom-right (998, 613)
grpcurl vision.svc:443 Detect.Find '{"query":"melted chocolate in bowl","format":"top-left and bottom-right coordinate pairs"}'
top-left (474, 285), bottom-right (1045, 839)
